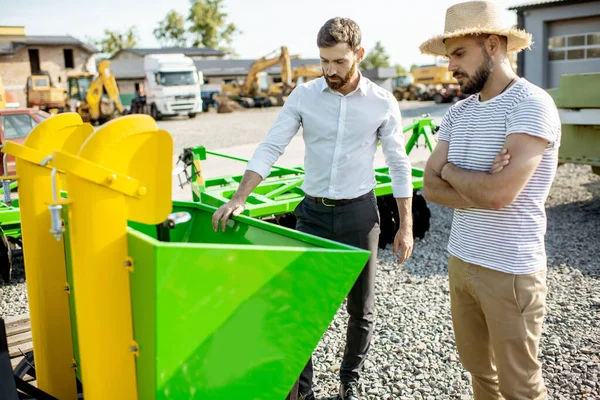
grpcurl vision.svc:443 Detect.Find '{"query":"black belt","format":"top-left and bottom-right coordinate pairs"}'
top-left (304, 191), bottom-right (372, 207)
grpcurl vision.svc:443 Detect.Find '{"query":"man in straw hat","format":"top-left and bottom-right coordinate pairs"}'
top-left (421, 1), bottom-right (561, 399)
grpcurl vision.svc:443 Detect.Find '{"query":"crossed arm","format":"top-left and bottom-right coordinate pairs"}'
top-left (423, 133), bottom-right (549, 210)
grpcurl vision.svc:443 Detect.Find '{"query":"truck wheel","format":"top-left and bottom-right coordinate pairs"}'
top-left (433, 93), bottom-right (444, 104)
top-left (151, 104), bottom-right (162, 121)
top-left (393, 90), bottom-right (403, 101)
top-left (188, 113), bottom-right (197, 119)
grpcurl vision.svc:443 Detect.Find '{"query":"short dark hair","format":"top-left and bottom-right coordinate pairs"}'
top-left (317, 17), bottom-right (362, 50)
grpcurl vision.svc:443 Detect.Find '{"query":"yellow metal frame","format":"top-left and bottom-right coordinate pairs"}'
top-left (2, 113), bottom-right (94, 400)
top-left (50, 114), bottom-right (172, 399)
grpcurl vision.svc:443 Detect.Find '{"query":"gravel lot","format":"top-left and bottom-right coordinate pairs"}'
top-left (1, 103), bottom-right (598, 399)
top-left (310, 162), bottom-right (600, 399)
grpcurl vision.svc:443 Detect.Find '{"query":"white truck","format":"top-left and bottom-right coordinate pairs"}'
top-left (140, 53), bottom-right (203, 120)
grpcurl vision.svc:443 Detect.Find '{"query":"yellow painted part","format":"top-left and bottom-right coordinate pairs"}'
top-left (52, 151), bottom-right (143, 197)
top-left (77, 114), bottom-right (172, 225)
top-left (62, 175), bottom-right (138, 399)
top-left (193, 159), bottom-right (205, 186)
top-left (85, 76), bottom-right (103, 120)
top-left (2, 113), bottom-right (94, 400)
top-left (50, 114), bottom-right (173, 399)
top-left (98, 60), bottom-right (124, 113)
top-left (0, 73), bottom-right (6, 109)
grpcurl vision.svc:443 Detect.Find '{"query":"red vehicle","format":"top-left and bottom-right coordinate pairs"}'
top-left (0, 108), bottom-right (51, 175)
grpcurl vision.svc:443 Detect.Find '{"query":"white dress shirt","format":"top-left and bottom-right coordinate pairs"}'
top-left (246, 73), bottom-right (413, 199)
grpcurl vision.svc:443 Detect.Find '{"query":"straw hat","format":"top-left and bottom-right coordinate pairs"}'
top-left (419, 1), bottom-right (533, 56)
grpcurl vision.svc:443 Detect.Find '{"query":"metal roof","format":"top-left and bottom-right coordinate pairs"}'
top-left (110, 58), bottom-right (322, 80)
top-left (113, 47), bottom-right (226, 59)
top-left (0, 35), bottom-right (97, 55)
top-left (508, 0), bottom-right (598, 11)
top-left (25, 35), bottom-right (97, 53)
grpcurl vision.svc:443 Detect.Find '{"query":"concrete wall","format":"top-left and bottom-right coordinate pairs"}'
top-left (0, 45), bottom-right (93, 106)
top-left (521, 1), bottom-right (600, 89)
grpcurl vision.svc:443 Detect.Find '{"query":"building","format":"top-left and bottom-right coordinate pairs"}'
top-left (110, 55), bottom-right (321, 104)
top-left (509, 0), bottom-right (600, 89)
top-left (0, 26), bottom-right (98, 107)
top-left (110, 47), bottom-right (226, 62)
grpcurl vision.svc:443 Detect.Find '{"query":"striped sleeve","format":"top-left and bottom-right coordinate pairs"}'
top-left (506, 93), bottom-right (560, 148)
top-left (437, 106), bottom-right (454, 142)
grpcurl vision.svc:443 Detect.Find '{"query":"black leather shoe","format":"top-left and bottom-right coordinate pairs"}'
top-left (339, 382), bottom-right (359, 400)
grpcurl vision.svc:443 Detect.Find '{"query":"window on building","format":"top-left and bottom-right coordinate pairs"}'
top-left (548, 32), bottom-right (600, 61)
top-left (28, 49), bottom-right (40, 73)
top-left (64, 49), bottom-right (74, 69)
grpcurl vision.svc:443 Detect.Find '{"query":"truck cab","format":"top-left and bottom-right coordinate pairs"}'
top-left (143, 54), bottom-right (203, 120)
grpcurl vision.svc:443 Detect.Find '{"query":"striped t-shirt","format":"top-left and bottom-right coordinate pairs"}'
top-left (438, 78), bottom-right (562, 275)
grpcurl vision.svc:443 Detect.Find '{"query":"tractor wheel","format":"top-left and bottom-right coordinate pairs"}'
top-left (433, 93), bottom-right (445, 104)
top-left (393, 90), bottom-right (403, 101)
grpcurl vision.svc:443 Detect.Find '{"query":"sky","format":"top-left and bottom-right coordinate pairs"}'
top-left (1, 0), bottom-right (529, 68)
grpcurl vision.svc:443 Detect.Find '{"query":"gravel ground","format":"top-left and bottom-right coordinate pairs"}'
top-left (310, 163), bottom-right (600, 400)
top-left (0, 106), bottom-right (598, 399)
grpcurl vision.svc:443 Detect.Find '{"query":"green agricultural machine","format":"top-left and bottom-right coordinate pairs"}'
top-left (175, 117), bottom-right (439, 249)
top-left (0, 113), bottom-right (373, 400)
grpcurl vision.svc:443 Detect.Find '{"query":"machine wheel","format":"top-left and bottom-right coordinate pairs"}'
top-left (433, 93), bottom-right (444, 104)
top-left (0, 231), bottom-right (24, 283)
top-left (393, 90), bottom-right (403, 101)
top-left (151, 104), bottom-right (162, 121)
top-left (376, 192), bottom-right (431, 249)
top-left (188, 113), bottom-right (197, 119)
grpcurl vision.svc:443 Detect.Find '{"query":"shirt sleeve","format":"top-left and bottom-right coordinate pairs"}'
top-left (245, 87), bottom-right (303, 178)
top-left (437, 106), bottom-right (454, 143)
top-left (506, 93), bottom-right (561, 149)
top-left (378, 96), bottom-right (413, 198)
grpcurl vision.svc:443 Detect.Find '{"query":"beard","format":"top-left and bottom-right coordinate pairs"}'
top-left (324, 61), bottom-right (357, 91)
top-left (454, 51), bottom-right (493, 95)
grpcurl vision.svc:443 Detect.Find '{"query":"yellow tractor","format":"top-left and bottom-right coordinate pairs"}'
top-left (25, 73), bottom-right (67, 114)
top-left (66, 60), bottom-right (123, 124)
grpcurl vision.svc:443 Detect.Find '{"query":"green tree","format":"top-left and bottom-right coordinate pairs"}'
top-left (187, 0), bottom-right (241, 54)
top-left (154, 10), bottom-right (188, 47)
top-left (95, 27), bottom-right (139, 58)
top-left (395, 64), bottom-right (407, 75)
top-left (360, 41), bottom-right (390, 70)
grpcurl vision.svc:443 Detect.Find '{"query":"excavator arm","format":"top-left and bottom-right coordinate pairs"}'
top-left (85, 60), bottom-right (123, 120)
top-left (240, 46), bottom-right (299, 96)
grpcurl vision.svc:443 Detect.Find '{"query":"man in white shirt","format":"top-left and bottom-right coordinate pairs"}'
top-left (421, 1), bottom-right (561, 398)
top-left (212, 17), bottom-right (414, 400)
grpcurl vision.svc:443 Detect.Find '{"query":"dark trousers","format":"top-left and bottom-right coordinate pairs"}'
top-left (294, 190), bottom-right (380, 396)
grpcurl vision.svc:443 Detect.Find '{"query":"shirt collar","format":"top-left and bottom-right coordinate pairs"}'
top-left (320, 70), bottom-right (368, 96)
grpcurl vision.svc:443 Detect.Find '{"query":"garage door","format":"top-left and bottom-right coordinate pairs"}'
top-left (547, 16), bottom-right (600, 88)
